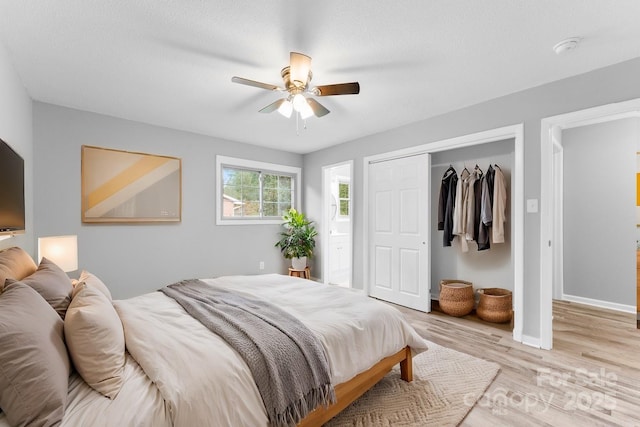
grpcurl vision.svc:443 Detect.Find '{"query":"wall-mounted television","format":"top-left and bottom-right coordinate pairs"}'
top-left (0, 138), bottom-right (25, 235)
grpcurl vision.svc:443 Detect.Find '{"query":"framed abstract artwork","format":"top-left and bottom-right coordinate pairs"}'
top-left (81, 145), bottom-right (181, 223)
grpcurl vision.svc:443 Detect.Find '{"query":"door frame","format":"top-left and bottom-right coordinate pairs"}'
top-left (363, 124), bottom-right (524, 342)
top-left (540, 98), bottom-right (640, 350)
top-left (322, 160), bottom-right (354, 287)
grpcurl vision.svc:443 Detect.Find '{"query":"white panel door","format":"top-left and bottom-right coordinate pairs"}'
top-left (368, 154), bottom-right (430, 311)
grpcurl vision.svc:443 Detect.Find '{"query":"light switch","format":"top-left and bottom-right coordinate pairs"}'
top-left (527, 199), bottom-right (538, 213)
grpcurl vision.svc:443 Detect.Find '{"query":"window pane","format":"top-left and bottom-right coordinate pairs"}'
top-left (263, 188), bottom-right (278, 203)
top-left (242, 200), bottom-right (260, 217)
top-left (223, 185), bottom-right (241, 200)
top-left (279, 175), bottom-right (291, 188)
top-left (278, 189), bottom-right (291, 203)
top-left (263, 174), bottom-right (277, 189)
top-left (263, 202), bottom-right (278, 217)
top-left (339, 182), bottom-right (349, 198)
top-left (241, 187), bottom-right (258, 201)
top-left (223, 167), bottom-right (239, 185)
top-left (340, 200), bottom-right (349, 216)
top-left (240, 170), bottom-right (259, 187)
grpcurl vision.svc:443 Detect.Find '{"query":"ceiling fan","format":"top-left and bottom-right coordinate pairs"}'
top-left (231, 52), bottom-right (360, 120)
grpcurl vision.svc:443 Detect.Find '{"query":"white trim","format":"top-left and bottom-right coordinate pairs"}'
top-left (363, 124), bottom-right (525, 343)
top-left (215, 155), bottom-right (301, 225)
top-left (521, 335), bottom-right (541, 349)
top-left (551, 146), bottom-right (564, 300)
top-left (562, 294), bottom-right (636, 314)
top-left (540, 98), bottom-right (640, 350)
top-left (321, 160), bottom-right (354, 287)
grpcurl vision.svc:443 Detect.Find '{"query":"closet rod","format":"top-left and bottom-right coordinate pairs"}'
top-left (368, 151), bottom-right (430, 165)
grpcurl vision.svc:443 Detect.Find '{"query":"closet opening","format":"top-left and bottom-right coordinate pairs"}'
top-left (430, 139), bottom-right (515, 332)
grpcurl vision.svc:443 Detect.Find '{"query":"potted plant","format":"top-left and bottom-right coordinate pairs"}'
top-left (275, 208), bottom-right (318, 269)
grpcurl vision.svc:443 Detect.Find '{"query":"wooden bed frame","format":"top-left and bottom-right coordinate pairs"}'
top-left (298, 346), bottom-right (413, 426)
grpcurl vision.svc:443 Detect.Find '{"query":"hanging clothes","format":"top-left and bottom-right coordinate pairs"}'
top-left (452, 167), bottom-right (470, 252)
top-left (437, 166), bottom-right (457, 247)
top-left (465, 165), bottom-right (483, 243)
top-left (492, 164), bottom-right (507, 243)
top-left (478, 164), bottom-right (495, 251)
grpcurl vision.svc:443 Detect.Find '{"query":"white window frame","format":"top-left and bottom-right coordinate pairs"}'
top-left (216, 155), bottom-right (302, 225)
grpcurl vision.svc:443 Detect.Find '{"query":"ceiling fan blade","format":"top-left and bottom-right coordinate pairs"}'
top-left (313, 82), bottom-right (360, 96)
top-left (259, 98), bottom-right (287, 113)
top-left (231, 76), bottom-right (281, 91)
top-left (307, 98), bottom-right (330, 117)
top-left (289, 52), bottom-right (312, 86)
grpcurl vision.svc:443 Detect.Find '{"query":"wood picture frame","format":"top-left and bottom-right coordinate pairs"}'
top-left (81, 145), bottom-right (181, 223)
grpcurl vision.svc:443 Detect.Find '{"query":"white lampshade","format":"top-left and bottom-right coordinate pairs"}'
top-left (38, 235), bottom-right (78, 272)
top-left (289, 52), bottom-right (311, 87)
top-left (299, 100), bottom-right (315, 120)
top-left (292, 93), bottom-right (306, 111)
top-left (277, 99), bottom-right (293, 118)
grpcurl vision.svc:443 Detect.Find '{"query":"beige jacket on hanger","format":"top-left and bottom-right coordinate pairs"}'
top-left (492, 165), bottom-right (507, 243)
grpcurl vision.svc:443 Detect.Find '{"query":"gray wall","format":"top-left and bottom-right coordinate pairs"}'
top-left (303, 57), bottom-right (640, 340)
top-left (430, 139), bottom-right (514, 298)
top-left (33, 103), bottom-right (303, 299)
top-left (562, 118), bottom-right (640, 305)
top-left (0, 40), bottom-right (33, 255)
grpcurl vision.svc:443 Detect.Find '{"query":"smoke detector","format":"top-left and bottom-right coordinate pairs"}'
top-left (553, 37), bottom-right (581, 55)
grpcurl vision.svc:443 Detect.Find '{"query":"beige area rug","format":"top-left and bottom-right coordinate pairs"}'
top-left (326, 341), bottom-right (500, 426)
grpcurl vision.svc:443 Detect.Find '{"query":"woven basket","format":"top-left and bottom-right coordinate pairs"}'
top-left (439, 279), bottom-right (474, 317)
top-left (476, 288), bottom-right (512, 323)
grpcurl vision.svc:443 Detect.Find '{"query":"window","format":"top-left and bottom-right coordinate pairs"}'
top-left (216, 156), bottom-right (301, 225)
top-left (337, 178), bottom-right (350, 220)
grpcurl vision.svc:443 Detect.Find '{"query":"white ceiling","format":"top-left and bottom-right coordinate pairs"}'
top-left (1, 1), bottom-right (639, 154)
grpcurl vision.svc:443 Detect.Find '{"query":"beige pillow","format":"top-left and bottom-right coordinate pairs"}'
top-left (16, 257), bottom-right (73, 319)
top-left (65, 282), bottom-right (125, 399)
top-left (0, 281), bottom-right (70, 426)
top-left (0, 246), bottom-right (37, 292)
top-left (73, 270), bottom-right (113, 300)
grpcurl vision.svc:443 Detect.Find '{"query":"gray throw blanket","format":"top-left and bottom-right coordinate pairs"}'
top-left (160, 279), bottom-right (335, 427)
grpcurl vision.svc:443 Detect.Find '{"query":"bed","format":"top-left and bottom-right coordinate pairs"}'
top-left (0, 246), bottom-right (428, 426)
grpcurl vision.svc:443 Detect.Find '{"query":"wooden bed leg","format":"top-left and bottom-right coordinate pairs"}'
top-left (400, 346), bottom-right (412, 382)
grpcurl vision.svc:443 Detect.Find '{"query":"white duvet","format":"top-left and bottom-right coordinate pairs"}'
top-left (0, 274), bottom-right (428, 427)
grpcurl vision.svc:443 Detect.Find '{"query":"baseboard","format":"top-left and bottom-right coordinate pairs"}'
top-left (520, 334), bottom-right (541, 348)
top-left (561, 293), bottom-right (636, 314)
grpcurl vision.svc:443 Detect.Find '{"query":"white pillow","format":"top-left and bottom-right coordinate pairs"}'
top-left (65, 282), bottom-right (125, 399)
top-left (73, 270), bottom-right (112, 301)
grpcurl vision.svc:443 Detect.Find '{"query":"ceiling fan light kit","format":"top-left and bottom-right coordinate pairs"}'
top-left (277, 99), bottom-right (293, 118)
top-left (232, 51), bottom-right (360, 126)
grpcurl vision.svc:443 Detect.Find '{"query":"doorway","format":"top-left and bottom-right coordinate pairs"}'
top-left (540, 99), bottom-right (640, 349)
top-left (322, 161), bottom-right (353, 288)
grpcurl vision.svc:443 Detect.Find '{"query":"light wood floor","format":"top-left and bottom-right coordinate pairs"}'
top-left (394, 301), bottom-right (640, 426)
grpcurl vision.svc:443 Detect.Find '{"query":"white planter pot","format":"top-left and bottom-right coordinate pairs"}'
top-left (291, 256), bottom-right (307, 270)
